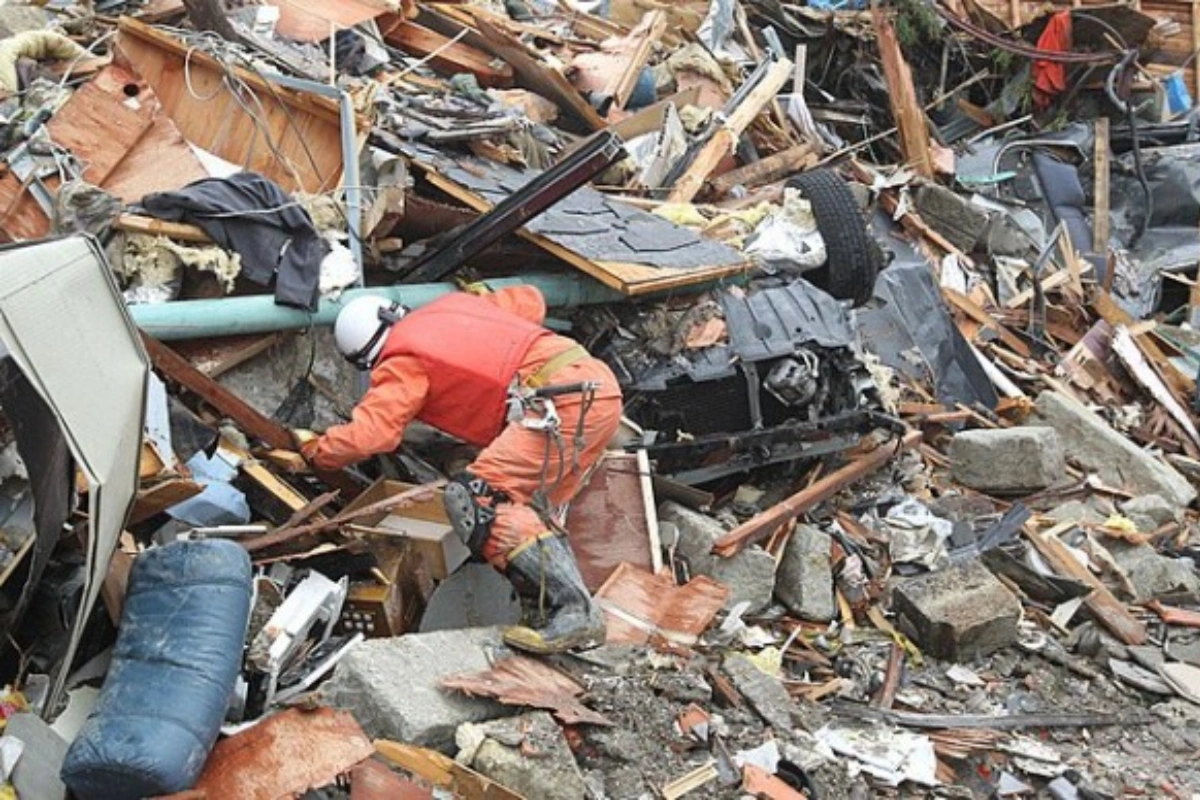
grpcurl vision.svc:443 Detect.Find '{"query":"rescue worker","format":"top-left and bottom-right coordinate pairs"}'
top-left (301, 285), bottom-right (623, 654)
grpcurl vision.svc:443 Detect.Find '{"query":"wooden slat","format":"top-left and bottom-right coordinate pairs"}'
top-left (1022, 523), bottom-right (1147, 645)
top-left (380, 16), bottom-right (514, 87)
top-left (874, 8), bottom-right (933, 177)
top-left (1093, 116), bottom-right (1110, 253)
top-left (712, 431), bottom-right (922, 556)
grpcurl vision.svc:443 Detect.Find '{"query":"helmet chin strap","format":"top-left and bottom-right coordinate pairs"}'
top-left (346, 301), bottom-right (406, 369)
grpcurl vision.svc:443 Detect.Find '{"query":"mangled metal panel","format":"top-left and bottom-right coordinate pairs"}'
top-left (0, 235), bottom-right (149, 709)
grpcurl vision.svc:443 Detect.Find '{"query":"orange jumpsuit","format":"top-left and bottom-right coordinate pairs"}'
top-left (310, 287), bottom-right (623, 567)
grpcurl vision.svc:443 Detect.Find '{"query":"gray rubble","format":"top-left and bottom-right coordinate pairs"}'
top-left (320, 627), bottom-right (511, 750)
top-left (892, 561), bottom-right (1022, 660)
top-left (1032, 391), bottom-right (1197, 508)
top-left (456, 712), bottom-right (588, 800)
top-left (659, 501), bottom-right (776, 613)
top-left (774, 523), bottom-right (835, 622)
top-left (950, 426), bottom-right (1066, 493)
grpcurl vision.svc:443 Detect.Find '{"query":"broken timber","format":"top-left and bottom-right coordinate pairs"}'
top-left (872, 8), bottom-right (934, 178)
top-left (139, 333), bottom-right (363, 499)
top-left (667, 56), bottom-right (794, 204)
top-left (1021, 521), bottom-right (1148, 645)
top-left (712, 430), bottom-right (922, 556)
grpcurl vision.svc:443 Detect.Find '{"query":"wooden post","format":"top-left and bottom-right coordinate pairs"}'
top-left (872, 8), bottom-right (934, 178)
top-left (1093, 116), bottom-right (1110, 254)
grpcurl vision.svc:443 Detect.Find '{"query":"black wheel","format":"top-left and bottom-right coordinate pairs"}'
top-left (786, 168), bottom-right (882, 307)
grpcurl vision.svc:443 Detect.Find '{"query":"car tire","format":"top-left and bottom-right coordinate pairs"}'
top-left (786, 168), bottom-right (882, 307)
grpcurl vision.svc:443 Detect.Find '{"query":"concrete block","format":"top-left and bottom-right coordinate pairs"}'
top-left (775, 524), bottom-right (835, 622)
top-left (659, 502), bottom-right (776, 613)
top-left (950, 427), bottom-right (1065, 493)
top-left (723, 654), bottom-right (795, 731)
top-left (892, 562), bottom-right (1021, 660)
top-left (1032, 391), bottom-right (1196, 508)
top-left (321, 627), bottom-right (510, 751)
top-left (1046, 500), bottom-right (1106, 526)
top-left (457, 712), bottom-right (587, 800)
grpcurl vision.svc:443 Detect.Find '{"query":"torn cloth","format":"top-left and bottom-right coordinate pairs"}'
top-left (142, 172), bottom-right (327, 310)
top-left (1032, 12), bottom-right (1072, 110)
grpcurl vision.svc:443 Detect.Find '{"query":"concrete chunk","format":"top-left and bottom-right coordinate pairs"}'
top-left (723, 653), bottom-right (796, 731)
top-left (892, 562), bottom-right (1021, 660)
top-left (1032, 391), bottom-right (1196, 508)
top-left (950, 427), bottom-right (1065, 493)
top-left (659, 502), bottom-right (776, 613)
top-left (457, 712), bottom-right (587, 800)
top-left (775, 524), bottom-right (835, 622)
top-left (321, 627), bottom-right (510, 751)
top-left (1105, 539), bottom-right (1200, 603)
top-left (1119, 494), bottom-right (1180, 533)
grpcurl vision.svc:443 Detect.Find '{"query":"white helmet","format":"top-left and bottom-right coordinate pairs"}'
top-left (333, 295), bottom-right (407, 370)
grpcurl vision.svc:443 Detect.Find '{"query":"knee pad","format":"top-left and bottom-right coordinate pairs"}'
top-left (444, 471), bottom-right (506, 558)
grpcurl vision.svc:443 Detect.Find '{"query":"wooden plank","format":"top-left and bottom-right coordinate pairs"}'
top-left (380, 17), bottom-right (514, 88)
top-left (667, 57), bottom-right (793, 203)
top-left (709, 142), bottom-right (817, 196)
top-left (712, 431), bottom-right (922, 557)
top-left (609, 87), bottom-right (700, 140)
top-left (375, 740), bottom-right (524, 799)
top-left (171, 334), bottom-right (285, 378)
top-left (102, 113), bottom-right (210, 204)
top-left (1093, 116), bottom-right (1110, 253)
top-left (607, 11), bottom-right (668, 109)
top-left (942, 288), bottom-right (1033, 357)
top-left (874, 8), bottom-right (933, 177)
top-left (141, 332), bottom-right (294, 450)
top-left (1193, 2), bottom-right (1200, 100)
top-left (1093, 291), bottom-right (1196, 405)
top-left (273, 0), bottom-right (389, 42)
top-left (1022, 523), bottom-right (1147, 645)
top-left (48, 65), bottom-right (156, 186)
top-left (115, 213), bottom-right (212, 243)
top-left (128, 478), bottom-right (204, 525)
top-left (115, 18), bottom-right (350, 193)
top-left (474, 16), bottom-right (606, 132)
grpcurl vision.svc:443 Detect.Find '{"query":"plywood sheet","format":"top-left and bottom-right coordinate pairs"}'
top-left (115, 18), bottom-right (348, 193)
top-left (272, 0), bottom-right (389, 42)
top-left (566, 452), bottom-right (659, 591)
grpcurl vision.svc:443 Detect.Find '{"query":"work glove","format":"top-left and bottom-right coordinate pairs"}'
top-left (292, 429), bottom-right (320, 466)
top-left (455, 276), bottom-right (492, 296)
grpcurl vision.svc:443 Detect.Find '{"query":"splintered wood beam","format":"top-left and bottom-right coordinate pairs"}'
top-left (712, 430), bottom-right (922, 556)
top-left (606, 10), bottom-right (668, 109)
top-left (873, 8), bottom-right (933, 178)
top-left (140, 332), bottom-right (363, 498)
top-left (1022, 522), bottom-right (1147, 645)
top-left (708, 141), bottom-right (817, 196)
top-left (667, 57), bottom-right (793, 204)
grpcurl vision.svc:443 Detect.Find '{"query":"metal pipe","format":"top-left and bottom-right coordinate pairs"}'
top-left (128, 274), bottom-right (634, 341)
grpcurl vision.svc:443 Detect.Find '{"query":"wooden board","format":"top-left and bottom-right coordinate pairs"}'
top-left (272, 0), bottom-right (390, 43)
top-left (115, 18), bottom-right (350, 193)
top-left (873, 9), bottom-right (933, 178)
top-left (48, 65), bottom-right (157, 186)
top-left (474, 16), bottom-right (606, 132)
top-left (379, 16), bottom-right (513, 88)
top-left (103, 113), bottom-right (210, 204)
top-left (194, 708), bottom-right (374, 800)
top-left (128, 478), bottom-right (204, 525)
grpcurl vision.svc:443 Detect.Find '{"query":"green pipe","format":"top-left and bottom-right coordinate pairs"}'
top-left (127, 274), bottom-right (632, 341)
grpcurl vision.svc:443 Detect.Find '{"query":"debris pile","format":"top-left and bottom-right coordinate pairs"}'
top-left (1, 0), bottom-right (1200, 796)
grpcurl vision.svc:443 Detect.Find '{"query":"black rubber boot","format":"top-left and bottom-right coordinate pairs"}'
top-left (502, 535), bottom-right (606, 654)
